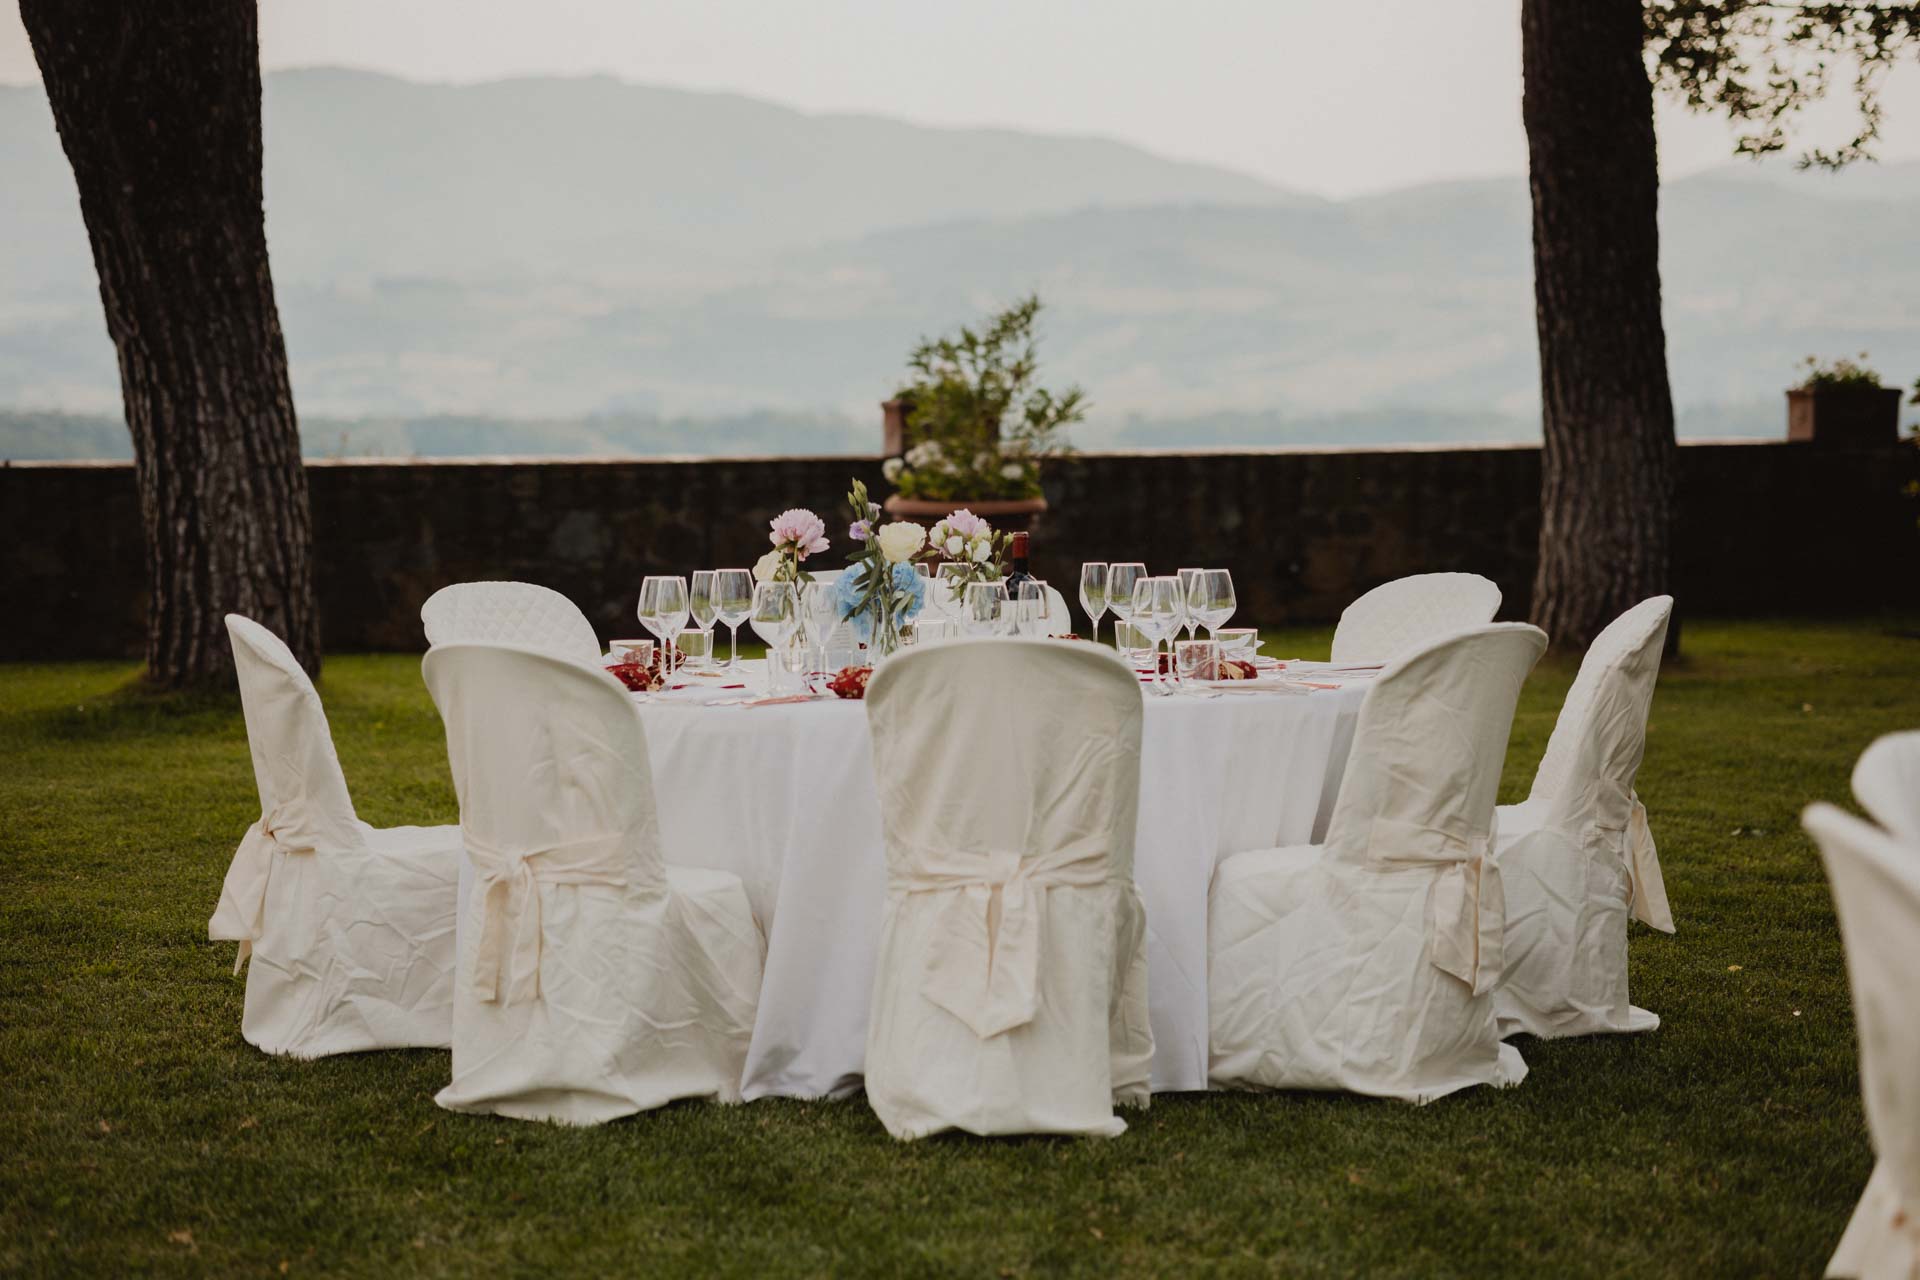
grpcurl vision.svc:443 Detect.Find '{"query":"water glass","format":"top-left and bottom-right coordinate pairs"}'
top-left (962, 580), bottom-right (1011, 636)
top-left (712, 568), bottom-right (755, 673)
top-left (689, 570), bottom-right (720, 668)
top-left (609, 638), bottom-right (654, 667)
top-left (1130, 575), bottom-right (1184, 695)
top-left (1215, 627), bottom-right (1259, 661)
top-left (1079, 562), bottom-right (1109, 646)
top-left (933, 563), bottom-right (971, 620)
top-left (1175, 638), bottom-right (1220, 685)
top-left (912, 617), bottom-right (955, 645)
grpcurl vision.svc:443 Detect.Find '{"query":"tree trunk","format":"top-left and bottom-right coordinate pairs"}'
top-left (21, 0), bottom-right (319, 684)
top-left (1520, 0), bottom-right (1678, 651)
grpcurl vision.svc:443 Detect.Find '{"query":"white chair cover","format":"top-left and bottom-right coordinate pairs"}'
top-left (420, 581), bottom-right (602, 664)
top-left (422, 643), bottom-right (762, 1124)
top-left (1493, 596), bottom-right (1675, 1039)
top-left (1329, 572), bottom-right (1502, 664)
top-left (1803, 803), bottom-right (1920, 1280)
top-left (1855, 731), bottom-right (1920, 841)
top-left (208, 615), bottom-right (462, 1057)
top-left (1209, 622), bottom-right (1546, 1102)
top-left (863, 638), bottom-right (1152, 1139)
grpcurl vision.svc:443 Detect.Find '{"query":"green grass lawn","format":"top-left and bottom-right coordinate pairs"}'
top-left (3, 619), bottom-right (1917, 1278)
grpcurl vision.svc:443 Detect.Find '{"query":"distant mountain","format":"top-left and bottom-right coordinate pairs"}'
top-left (3, 69), bottom-right (1917, 457)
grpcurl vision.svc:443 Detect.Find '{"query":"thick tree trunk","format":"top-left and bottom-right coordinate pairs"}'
top-left (21, 0), bottom-right (319, 683)
top-left (1521, 0), bottom-right (1677, 651)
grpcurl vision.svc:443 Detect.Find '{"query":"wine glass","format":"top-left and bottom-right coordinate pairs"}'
top-left (961, 580), bottom-right (1010, 636)
top-left (1176, 567), bottom-right (1203, 643)
top-left (748, 581), bottom-right (797, 694)
top-left (652, 576), bottom-right (689, 679)
top-left (933, 563), bottom-right (971, 621)
top-left (802, 579), bottom-right (843, 675)
top-left (1190, 569), bottom-right (1237, 641)
top-left (636, 576), bottom-right (666, 655)
top-left (712, 568), bottom-right (754, 674)
top-left (1016, 580), bottom-right (1054, 637)
top-left (1107, 562), bottom-right (1146, 653)
top-left (1078, 562), bottom-right (1109, 646)
top-left (1131, 576), bottom-right (1183, 695)
top-left (689, 570), bottom-right (719, 670)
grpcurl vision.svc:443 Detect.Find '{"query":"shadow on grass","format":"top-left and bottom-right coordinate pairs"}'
top-left (27, 673), bottom-right (243, 745)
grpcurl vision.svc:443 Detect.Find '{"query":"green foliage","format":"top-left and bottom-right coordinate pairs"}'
top-left (1795, 352), bottom-right (1885, 389)
top-left (1646, 2), bottom-right (1920, 169)
top-left (2, 619), bottom-right (1914, 1275)
top-left (886, 294), bottom-right (1086, 501)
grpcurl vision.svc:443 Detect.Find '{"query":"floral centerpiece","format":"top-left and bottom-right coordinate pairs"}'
top-left (880, 294), bottom-right (1084, 511)
top-left (832, 479), bottom-right (927, 659)
top-left (921, 507), bottom-right (1010, 595)
top-left (754, 508), bottom-right (829, 584)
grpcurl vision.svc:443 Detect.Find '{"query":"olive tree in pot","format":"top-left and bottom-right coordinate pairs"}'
top-left (879, 295), bottom-right (1085, 531)
top-left (1787, 354), bottom-right (1903, 447)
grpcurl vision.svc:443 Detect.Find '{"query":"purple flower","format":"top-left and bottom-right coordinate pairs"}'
top-left (850, 519), bottom-right (872, 542)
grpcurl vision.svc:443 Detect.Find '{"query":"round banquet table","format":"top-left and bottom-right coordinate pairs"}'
top-left (633, 665), bottom-right (1368, 1099)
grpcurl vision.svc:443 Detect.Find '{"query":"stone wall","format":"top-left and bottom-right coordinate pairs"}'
top-left (4, 440), bottom-right (1915, 661)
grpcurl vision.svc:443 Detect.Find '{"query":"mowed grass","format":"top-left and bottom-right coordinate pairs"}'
top-left (1, 618), bottom-right (1916, 1278)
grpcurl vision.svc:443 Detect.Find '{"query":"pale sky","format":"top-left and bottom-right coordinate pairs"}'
top-left (4, 0), bottom-right (1918, 197)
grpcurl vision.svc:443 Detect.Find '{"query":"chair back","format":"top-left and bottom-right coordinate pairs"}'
top-left (421, 581), bottom-right (602, 664)
top-left (1324, 623), bottom-right (1546, 874)
top-left (1855, 731), bottom-right (1920, 842)
top-left (1527, 596), bottom-right (1673, 824)
top-left (866, 638), bottom-right (1144, 882)
top-left (224, 614), bottom-right (361, 853)
top-left (1804, 803), bottom-right (1920, 1221)
top-left (1330, 572), bottom-right (1502, 664)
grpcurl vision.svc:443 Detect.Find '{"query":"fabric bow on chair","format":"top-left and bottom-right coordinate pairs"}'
top-left (1625, 793), bottom-right (1674, 933)
top-left (1363, 816), bottom-right (1507, 996)
top-left (209, 806), bottom-right (314, 974)
top-left (901, 836), bottom-right (1111, 1039)
top-left (465, 831), bottom-right (629, 1004)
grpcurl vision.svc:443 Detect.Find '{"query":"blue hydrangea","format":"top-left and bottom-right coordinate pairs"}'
top-left (832, 561), bottom-right (926, 643)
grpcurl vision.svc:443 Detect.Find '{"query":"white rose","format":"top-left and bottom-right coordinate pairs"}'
top-left (969, 537), bottom-right (991, 563)
top-left (881, 457), bottom-right (905, 482)
top-left (876, 521), bottom-right (926, 564)
top-left (753, 549), bottom-right (783, 582)
top-left (1000, 462), bottom-right (1025, 480)
top-left (945, 534), bottom-right (964, 557)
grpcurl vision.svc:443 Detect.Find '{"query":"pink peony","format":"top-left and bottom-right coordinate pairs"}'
top-left (769, 508), bottom-right (830, 558)
top-left (943, 508), bottom-right (989, 538)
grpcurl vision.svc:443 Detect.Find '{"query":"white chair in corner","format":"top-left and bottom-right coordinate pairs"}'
top-left (209, 614), bottom-right (463, 1057)
top-left (1209, 622), bottom-right (1546, 1102)
top-left (863, 638), bottom-right (1153, 1139)
top-left (422, 643), bottom-right (763, 1124)
top-left (1802, 803), bottom-right (1920, 1280)
top-left (1329, 572), bottom-right (1502, 664)
top-left (1854, 730), bottom-right (1920, 840)
top-left (1492, 596), bottom-right (1676, 1039)
top-left (420, 581), bottom-right (602, 664)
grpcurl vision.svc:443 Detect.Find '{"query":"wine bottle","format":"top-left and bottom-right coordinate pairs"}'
top-left (1002, 531), bottom-right (1034, 605)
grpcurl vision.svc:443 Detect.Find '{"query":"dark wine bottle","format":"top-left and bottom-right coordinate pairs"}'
top-left (1002, 531), bottom-right (1034, 606)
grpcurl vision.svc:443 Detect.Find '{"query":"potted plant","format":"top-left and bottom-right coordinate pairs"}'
top-left (879, 294), bottom-right (1085, 525)
top-left (1787, 354), bottom-right (1902, 447)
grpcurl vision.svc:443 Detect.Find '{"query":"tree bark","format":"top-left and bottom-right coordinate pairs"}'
top-left (1521, 0), bottom-right (1678, 651)
top-left (21, 0), bottom-right (319, 683)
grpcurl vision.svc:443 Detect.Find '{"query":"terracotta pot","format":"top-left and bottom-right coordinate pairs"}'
top-left (1786, 386), bottom-right (1901, 447)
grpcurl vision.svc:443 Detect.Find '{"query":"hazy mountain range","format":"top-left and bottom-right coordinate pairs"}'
top-left (3, 67), bottom-right (1916, 459)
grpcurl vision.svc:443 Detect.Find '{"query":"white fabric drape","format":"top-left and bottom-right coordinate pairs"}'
top-left (862, 638), bottom-right (1151, 1139)
top-left (1209, 623), bottom-right (1546, 1102)
top-left (1328, 573), bottom-right (1502, 664)
top-left (1493, 595), bottom-right (1675, 1039)
top-left (208, 614), bottom-right (462, 1057)
top-left (423, 643), bottom-right (762, 1125)
top-left (1854, 731), bottom-right (1920, 841)
top-left (1803, 803), bottom-right (1920, 1280)
top-left (420, 581), bottom-right (603, 664)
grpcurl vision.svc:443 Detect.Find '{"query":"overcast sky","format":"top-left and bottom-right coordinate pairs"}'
top-left (4, 0), bottom-right (1918, 197)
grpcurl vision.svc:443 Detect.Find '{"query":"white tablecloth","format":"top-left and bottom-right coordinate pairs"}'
top-left (637, 668), bottom-right (1366, 1097)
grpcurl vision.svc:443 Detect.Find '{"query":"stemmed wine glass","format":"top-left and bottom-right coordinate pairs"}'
top-left (961, 580), bottom-right (1010, 636)
top-left (1131, 576), bottom-right (1184, 695)
top-left (1079, 562), bottom-right (1109, 646)
top-left (712, 568), bottom-right (754, 674)
top-left (637, 576), bottom-right (666, 658)
top-left (1107, 562), bottom-right (1146, 656)
top-left (1016, 580), bottom-right (1054, 637)
top-left (651, 576), bottom-right (689, 680)
top-left (689, 570), bottom-right (719, 670)
top-left (749, 581), bottom-right (797, 695)
top-left (802, 580), bottom-right (843, 676)
top-left (1189, 569), bottom-right (1237, 641)
top-left (1176, 567), bottom-right (1204, 644)
top-left (933, 563), bottom-right (970, 622)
